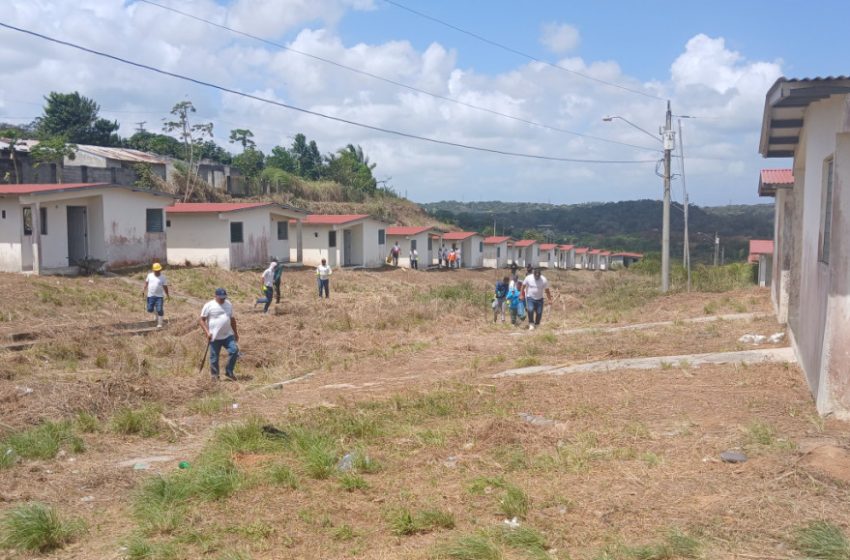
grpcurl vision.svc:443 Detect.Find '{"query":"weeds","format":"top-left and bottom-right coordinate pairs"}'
top-left (267, 464), bottom-right (299, 489)
top-left (339, 473), bottom-right (369, 491)
top-left (4, 420), bottom-right (84, 460)
top-left (188, 394), bottom-right (229, 416)
top-left (75, 411), bottom-right (100, 433)
top-left (515, 356), bottom-right (541, 368)
top-left (389, 508), bottom-right (455, 535)
top-left (332, 524), bottom-right (357, 541)
top-left (616, 529), bottom-right (700, 560)
top-left (289, 428), bottom-right (338, 479)
top-left (124, 535), bottom-right (179, 560)
top-left (794, 521), bottom-right (850, 560)
top-left (436, 532), bottom-right (503, 560)
top-left (0, 503), bottom-right (84, 552)
top-left (112, 404), bottom-right (163, 438)
top-left (499, 484), bottom-right (530, 519)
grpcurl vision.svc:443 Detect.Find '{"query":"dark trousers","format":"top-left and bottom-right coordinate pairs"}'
top-left (318, 278), bottom-right (330, 298)
top-left (411, 259), bottom-right (418, 270)
top-left (527, 298), bottom-right (544, 325)
top-left (274, 280), bottom-right (281, 303)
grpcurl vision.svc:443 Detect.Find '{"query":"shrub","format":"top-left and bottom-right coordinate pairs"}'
top-left (5, 420), bottom-right (84, 460)
top-left (0, 503), bottom-right (83, 552)
top-left (112, 404), bottom-right (162, 437)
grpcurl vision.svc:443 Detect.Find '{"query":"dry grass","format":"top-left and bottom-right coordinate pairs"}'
top-left (0, 267), bottom-right (833, 559)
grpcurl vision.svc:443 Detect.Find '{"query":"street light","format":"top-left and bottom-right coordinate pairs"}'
top-left (604, 103), bottom-right (675, 293)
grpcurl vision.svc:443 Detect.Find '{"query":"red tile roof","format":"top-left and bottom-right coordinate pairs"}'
top-left (168, 202), bottom-right (274, 214)
top-left (483, 236), bottom-right (511, 244)
top-left (748, 239), bottom-right (774, 262)
top-left (558, 245), bottom-right (575, 251)
top-left (513, 239), bottom-right (537, 247)
top-left (539, 243), bottom-right (557, 250)
top-left (760, 169), bottom-right (793, 185)
top-left (588, 249), bottom-right (601, 255)
top-left (302, 214), bottom-right (369, 225)
top-left (442, 231), bottom-right (478, 241)
top-left (386, 226), bottom-right (433, 236)
top-left (574, 247), bottom-right (589, 254)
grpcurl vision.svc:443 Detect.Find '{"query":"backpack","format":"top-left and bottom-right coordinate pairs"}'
top-left (495, 282), bottom-right (507, 299)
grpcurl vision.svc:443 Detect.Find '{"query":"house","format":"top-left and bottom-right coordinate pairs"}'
top-left (574, 247), bottom-right (589, 269)
top-left (757, 75), bottom-right (850, 416)
top-left (386, 226), bottom-right (439, 268)
top-left (748, 239), bottom-right (774, 287)
top-left (166, 202), bottom-right (306, 270)
top-left (296, 214), bottom-right (390, 268)
top-left (512, 239), bottom-right (538, 267)
top-left (587, 249), bottom-right (602, 270)
top-left (610, 252), bottom-right (644, 268)
top-left (65, 145), bottom-right (168, 185)
top-left (538, 243), bottom-right (557, 268)
top-left (483, 236), bottom-right (511, 269)
top-left (598, 251), bottom-right (612, 271)
top-left (558, 245), bottom-right (575, 269)
top-left (0, 182), bottom-right (174, 274)
top-left (441, 231), bottom-right (484, 268)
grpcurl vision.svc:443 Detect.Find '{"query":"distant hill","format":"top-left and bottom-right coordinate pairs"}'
top-left (420, 200), bottom-right (774, 264)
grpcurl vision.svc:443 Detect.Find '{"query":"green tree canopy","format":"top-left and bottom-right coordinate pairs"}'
top-left (30, 136), bottom-right (77, 184)
top-left (35, 91), bottom-right (120, 146)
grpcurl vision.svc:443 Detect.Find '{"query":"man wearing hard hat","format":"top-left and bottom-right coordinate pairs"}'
top-left (143, 262), bottom-right (170, 328)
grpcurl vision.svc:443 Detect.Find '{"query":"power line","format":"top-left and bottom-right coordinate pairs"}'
top-left (381, 0), bottom-right (665, 101)
top-left (137, 0), bottom-right (658, 153)
top-left (0, 21), bottom-right (658, 165)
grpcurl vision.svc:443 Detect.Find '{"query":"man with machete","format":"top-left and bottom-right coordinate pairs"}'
top-left (200, 288), bottom-right (239, 381)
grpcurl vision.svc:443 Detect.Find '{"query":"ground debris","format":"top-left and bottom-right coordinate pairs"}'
top-left (518, 412), bottom-right (556, 426)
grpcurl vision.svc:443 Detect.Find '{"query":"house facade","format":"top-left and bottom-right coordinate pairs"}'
top-left (609, 252), bottom-right (644, 268)
top-left (512, 240), bottom-right (538, 267)
top-left (0, 182), bottom-right (173, 273)
top-left (167, 202), bottom-right (306, 270)
top-left (558, 245), bottom-right (575, 269)
top-left (748, 239), bottom-right (774, 287)
top-left (758, 75), bottom-right (850, 417)
top-left (538, 243), bottom-right (557, 268)
top-left (296, 214), bottom-right (389, 268)
top-left (483, 236), bottom-right (511, 269)
top-left (386, 226), bottom-right (438, 268)
top-left (574, 247), bottom-right (589, 269)
top-left (442, 231), bottom-right (484, 268)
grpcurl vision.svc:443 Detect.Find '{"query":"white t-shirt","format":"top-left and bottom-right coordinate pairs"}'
top-left (522, 275), bottom-right (549, 300)
top-left (145, 272), bottom-right (167, 297)
top-left (316, 265), bottom-right (332, 280)
top-left (262, 265), bottom-right (275, 287)
top-left (201, 299), bottom-right (234, 340)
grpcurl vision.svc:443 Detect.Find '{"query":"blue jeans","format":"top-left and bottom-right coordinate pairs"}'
top-left (527, 298), bottom-right (544, 325)
top-left (262, 286), bottom-right (273, 312)
top-left (318, 278), bottom-right (329, 298)
top-left (146, 296), bottom-right (164, 316)
top-left (209, 335), bottom-right (238, 379)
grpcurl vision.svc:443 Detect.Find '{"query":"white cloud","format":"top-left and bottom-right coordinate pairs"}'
top-left (540, 22), bottom-right (580, 54)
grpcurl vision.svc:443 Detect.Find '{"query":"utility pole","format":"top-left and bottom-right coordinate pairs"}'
top-left (661, 101), bottom-right (674, 293)
top-left (134, 121), bottom-right (147, 133)
top-left (678, 118), bottom-right (691, 292)
top-left (714, 233), bottom-right (720, 266)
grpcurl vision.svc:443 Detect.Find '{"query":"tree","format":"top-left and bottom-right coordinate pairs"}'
top-left (35, 91), bottom-right (120, 146)
top-left (229, 129), bottom-right (255, 150)
top-left (127, 131), bottom-right (183, 158)
top-left (289, 133), bottom-right (323, 180)
top-left (0, 129), bottom-right (26, 184)
top-left (30, 136), bottom-right (76, 184)
top-left (324, 148), bottom-right (377, 195)
top-left (162, 101), bottom-right (214, 201)
top-left (266, 145), bottom-right (297, 173)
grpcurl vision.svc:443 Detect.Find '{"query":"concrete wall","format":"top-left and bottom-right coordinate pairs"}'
top-left (539, 249), bottom-right (555, 268)
top-left (483, 241), bottom-right (508, 269)
top-left (0, 199), bottom-right (22, 272)
top-left (167, 214), bottom-right (231, 268)
top-left (100, 189), bottom-right (169, 269)
top-left (268, 215), bottom-right (291, 264)
top-left (229, 207), bottom-right (272, 269)
top-left (387, 232), bottom-right (431, 268)
top-left (297, 220), bottom-right (387, 268)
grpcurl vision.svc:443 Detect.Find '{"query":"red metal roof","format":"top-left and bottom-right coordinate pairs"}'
top-left (168, 202), bottom-right (273, 214)
top-left (386, 226), bottom-right (433, 236)
top-left (442, 231), bottom-right (478, 241)
top-left (513, 239), bottom-right (537, 247)
top-left (574, 247), bottom-right (589, 254)
top-left (302, 214), bottom-right (369, 225)
top-left (558, 244), bottom-right (574, 250)
top-left (588, 249), bottom-right (601, 255)
top-left (748, 239), bottom-right (774, 262)
top-left (0, 182), bottom-right (110, 195)
top-left (483, 236), bottom-right (511, 244)
top-left (539, 243), bottom-right (557, 250)
top-left (612, 252), bottom-right (644, 258)
top-left (599, 251), bottom-right (611, 256)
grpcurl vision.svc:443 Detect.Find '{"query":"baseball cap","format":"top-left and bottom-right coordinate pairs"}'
top-left (214, 288), bottom-right (227, 297)
top-left (152, 263), bottom-right (162, 271)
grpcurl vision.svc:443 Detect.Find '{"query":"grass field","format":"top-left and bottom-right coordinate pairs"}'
top-left (0, 266), bottom-right (847, 559)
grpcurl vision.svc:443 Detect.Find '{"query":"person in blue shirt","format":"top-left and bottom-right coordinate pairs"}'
top-left (493, 276), bottom-right (509, 323)
top-left (505, 281), bottom-right (523, 326)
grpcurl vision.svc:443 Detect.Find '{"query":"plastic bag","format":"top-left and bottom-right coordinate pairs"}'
top-left (491, 298), bottom-right (498, 309)
top-left (517, 300), bottom-right (526, 320)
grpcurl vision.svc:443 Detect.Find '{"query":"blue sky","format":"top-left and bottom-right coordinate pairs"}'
top-left (2, 0), bottom-right (848, 205)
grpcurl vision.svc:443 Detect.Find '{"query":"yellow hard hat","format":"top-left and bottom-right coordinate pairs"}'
top-left (152, 263), bottom-right (163, 271)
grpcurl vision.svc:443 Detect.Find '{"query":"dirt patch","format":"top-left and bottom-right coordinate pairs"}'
top-left (799, 443), bottom-right (850, 484)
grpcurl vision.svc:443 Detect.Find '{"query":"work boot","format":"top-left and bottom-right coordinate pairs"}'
top-left (156, 316), bottom-right (163, 328)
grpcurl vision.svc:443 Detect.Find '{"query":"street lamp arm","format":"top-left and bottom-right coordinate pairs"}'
top-left (602, 116), bottom-right (662, 143)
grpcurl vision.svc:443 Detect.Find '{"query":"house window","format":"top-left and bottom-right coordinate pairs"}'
top-left (497, 247), bottom-right (501, 258)
top-left (378, 229), bottom-right (385, 245)
top-left (1, 210), bottom-right (5, 219)
top-left (410, 239), bottom-right (417, 251)
top-left (40, 207), bottom-right (47, 235)
top-left (166, 220), bottom-right (171, 228)
top-left (479, 241), bottom-right (484, 252)
top-left (277, 221), bottom-right (288, 240)
top-left (146, 209), bottom-right (164, 233)
top-left (329, 230), bottom-right (337, 248)
top-left (230, 222), bottom-right (244, 243)
top-left (22, 207), bottom-right (32, 236)
top-left (428, 237), bottom-right (433, 250)
top-left (820, 157), bottom-right (835, 263)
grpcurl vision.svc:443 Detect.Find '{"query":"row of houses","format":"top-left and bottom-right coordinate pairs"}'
top-left (756, 75), bottom-right (850, 418)
top-left (0, 181), bottom-right (644, 275)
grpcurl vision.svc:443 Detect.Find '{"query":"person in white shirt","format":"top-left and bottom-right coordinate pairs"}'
top-left (142, 263), bottom-right (169, 328)
top-left (410, 247), bottom-right (419, 270)
top-left (455, 247), bottom-right (462, 269)
top-left (257, 260), bottom-right (276, 314)
top-left (316, 258), bottom-right (332, 298)
top-left (521, 267), bottom-right (553, 330)
top-left (200, 288), bottom-right (239, 381)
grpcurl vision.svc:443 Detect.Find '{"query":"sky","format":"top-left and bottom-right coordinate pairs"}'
top-left (1, 0), bottom-right (848, 206)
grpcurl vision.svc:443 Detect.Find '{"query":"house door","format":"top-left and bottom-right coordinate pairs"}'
top-left (343, 229), bottom-right (353, 266)
top-left (67, 206), bottom-right (88, 264)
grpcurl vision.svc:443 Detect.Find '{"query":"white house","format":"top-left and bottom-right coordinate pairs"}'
top-left (574, 247), bottom-right (589, 269)
top-left (609, 252), bottom-right (643, 268)
top-left (512, 239), bottom-right (538, 267)
top-left (166, 202), bottom-right (307, 270)
top-left (538, 243), bottom-right (557, 268)
top-left (0, 182), bottom-right (174, 274)
top-left (558, 245), bottom-right (575, 269)
top-left (483, 236), bottom-right (511, 269)
top-left (757, 75), bottom-right (850, 416)
top-left (295, 214), bottom-right (390, 268)
top-left (748, 239), bottom-right (774, 287)
top-left (386, 226), bottom-right (439, 268)
top-left (442, 231), bottom-right (484, 268)
top-left (598, 251), bottom-right (612, 271)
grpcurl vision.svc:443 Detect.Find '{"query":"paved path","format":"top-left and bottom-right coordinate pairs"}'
top-left (493, 347), bottom-right (796, 378)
